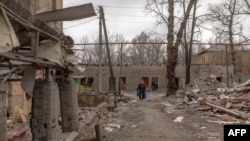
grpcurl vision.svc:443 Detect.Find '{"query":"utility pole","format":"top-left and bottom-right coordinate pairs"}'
top-left (226, 45), bottom-right (229, 87)
top-left (100, 6), bottom-right (116, 92)
top-left (98, 6), bottom-right (103, 93)
top-left (119, 43), bottom-right (123, 95)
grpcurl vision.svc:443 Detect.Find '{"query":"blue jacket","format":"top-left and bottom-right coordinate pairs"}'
top-left (137, 83), bottom-right (145, 94)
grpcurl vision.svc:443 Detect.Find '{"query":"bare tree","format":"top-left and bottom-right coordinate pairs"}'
top-left (183, 0), bottom-right (198, 85)
top-left (127, 31), bottom-right (165, 66)
top-left (236, 0), bottom-right (250, 14)
top-left (166, 0), bottom-right (197, 96)
top-left (146, 0), bottom-right (200, 89)
top-left (207, 0), bottom-right (244, 73)
top-left (128, 32), bottom-right (150, 65)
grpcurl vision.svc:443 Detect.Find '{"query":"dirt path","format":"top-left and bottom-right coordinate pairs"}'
top-left (101, 93), bottom-right (223, 141)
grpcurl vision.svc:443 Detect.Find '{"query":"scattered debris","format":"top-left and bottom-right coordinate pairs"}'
top-left (184, 92), bottom-right (198, 103)
top-left (107, 124), bottom-right (121, 129)
top-left (131, 125), bottom-right (137, 128)
top-left (173, 116), bottom-right (184, 122)
top-left (104, 127), bottom-right (113, 132)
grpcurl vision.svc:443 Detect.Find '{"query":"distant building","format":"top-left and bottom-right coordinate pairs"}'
top-left (192, 46), bottom-right (250, 83)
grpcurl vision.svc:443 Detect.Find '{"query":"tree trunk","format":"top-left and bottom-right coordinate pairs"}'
top-left (186, 0), bottom-right (197, 85)
top-left (166, 0), bottom-right (175, 96)
top-left (229, 0), bottom-right (236, 73)
top-left (166, 0), bottom-right (196, 96)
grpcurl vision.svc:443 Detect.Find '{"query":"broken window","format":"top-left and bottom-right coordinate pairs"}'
top-left (151, 77), bottom-right (158, 91)
top-left (119, 77), bottom-right (126, 91)
top-left (175, 77), bottom-right (179, 89)
top-left (109, 77), bottom-right (116, 91)
top-left (216, 77), bottom-right (222, 82)
top-left (78, 77), bottom-right (94, 93)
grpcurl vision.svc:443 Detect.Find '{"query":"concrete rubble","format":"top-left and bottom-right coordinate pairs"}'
top-left (179, 76), bottom-right (250, 124)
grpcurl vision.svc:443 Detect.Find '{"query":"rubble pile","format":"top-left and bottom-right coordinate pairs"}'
top-left (185, 76), bottom-right (226, 96)
top-left (183, 78), bottom-right (250, 123)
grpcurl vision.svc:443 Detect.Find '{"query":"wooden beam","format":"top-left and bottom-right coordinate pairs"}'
top-left (205, 99), bottom-right (249, 120)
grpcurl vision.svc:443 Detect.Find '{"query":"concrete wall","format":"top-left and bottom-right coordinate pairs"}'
top-left (80, 66), bottom-right (166, 92)
top-left (78, 64), bottom-right (234, 92)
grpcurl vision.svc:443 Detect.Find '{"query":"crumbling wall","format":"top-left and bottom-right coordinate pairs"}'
top-left (8, 81), bottom-right (24, 116)
top-left (79, 65), bottom-right (234, 92)
top-left (80, 66), bottom-right (167, 92)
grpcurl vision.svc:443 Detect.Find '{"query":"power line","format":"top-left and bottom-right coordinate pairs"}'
top-left (73, 42), bottom-right (250, 46)
top-left (106, 19), bottom-right (155, 24)
top-left (105, 13), bottom-right (154, 18)
top-left (103, 5), bottom-right (145, 9)
top-left (63, 18), bottom-right (98, 30)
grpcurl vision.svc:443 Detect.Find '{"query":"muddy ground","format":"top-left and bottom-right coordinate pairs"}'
top-left (98, 92), bottom-right (224, 141)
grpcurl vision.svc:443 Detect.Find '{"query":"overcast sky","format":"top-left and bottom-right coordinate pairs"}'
top-left (62, 0), bottom-right (241, 43)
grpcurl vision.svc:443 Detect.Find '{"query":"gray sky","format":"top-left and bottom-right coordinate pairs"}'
top-left (63, 0), bottom-right (158, 43)
top-left (62, 0), bottom-right (245, 43)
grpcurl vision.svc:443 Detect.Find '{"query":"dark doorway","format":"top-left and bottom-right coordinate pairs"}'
top-left (141, 77), bottom-right (149, 89)
top-left (80, 77), bottom-right (94, 87)
top-left (175, 78), bottom-right (179, 89)
top-left (80, 77), bottom-right (94, 93)
top-left (109, 77), bottom-right (116, 91)
top-left (151, 77), bottom-right (158, 91)
top-left (119, 77), bottom-right (126, 91)
top-left (216, 77), bottom-right (222, 82)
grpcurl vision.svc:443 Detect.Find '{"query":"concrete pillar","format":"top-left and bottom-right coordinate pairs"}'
top-left (0, 83), bottom-right (7, 141)
top-left (58, 79), bottom-right (79, 132)
top-left (31, 79), bottom-right (60, 141)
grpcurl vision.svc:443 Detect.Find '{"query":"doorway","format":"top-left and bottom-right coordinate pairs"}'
top-left (119, 77), bottom-right (126, 91)
top-left (141, 77), bottom-right (149, 89)
top-left (151, 77), bottom-right (158, 91)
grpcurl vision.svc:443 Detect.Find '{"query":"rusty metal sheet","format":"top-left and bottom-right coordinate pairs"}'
top-left (35, 3), bottom-right (96, 22)
top-left (0, 7), bottom-right (20, 53)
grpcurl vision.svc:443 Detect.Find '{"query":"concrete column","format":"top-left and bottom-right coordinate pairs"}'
top-left (58, 79), bottom-right (79, 132)
top-left (0, 83), bottom-right (7, 141)
top-left (31, 79), bottom-right (60, 141)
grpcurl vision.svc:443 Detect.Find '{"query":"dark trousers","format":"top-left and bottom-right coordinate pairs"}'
top-left (139, 93), bottom-right (143, 100)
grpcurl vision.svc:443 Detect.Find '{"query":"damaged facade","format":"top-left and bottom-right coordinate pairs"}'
top-left (0, 0), bottom-right (95, 141)
top-left (76, 64), bottom-right (234, 93)
top-left (192, 47), bottom-right (250, 83)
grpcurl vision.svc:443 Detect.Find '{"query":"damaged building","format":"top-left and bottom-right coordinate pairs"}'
top-left (0, 0), bottom-right (96, 140)
top-left (75, 64), bottom-right (234, 93)
top-left (192, 46), bottom-right (250, 83)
